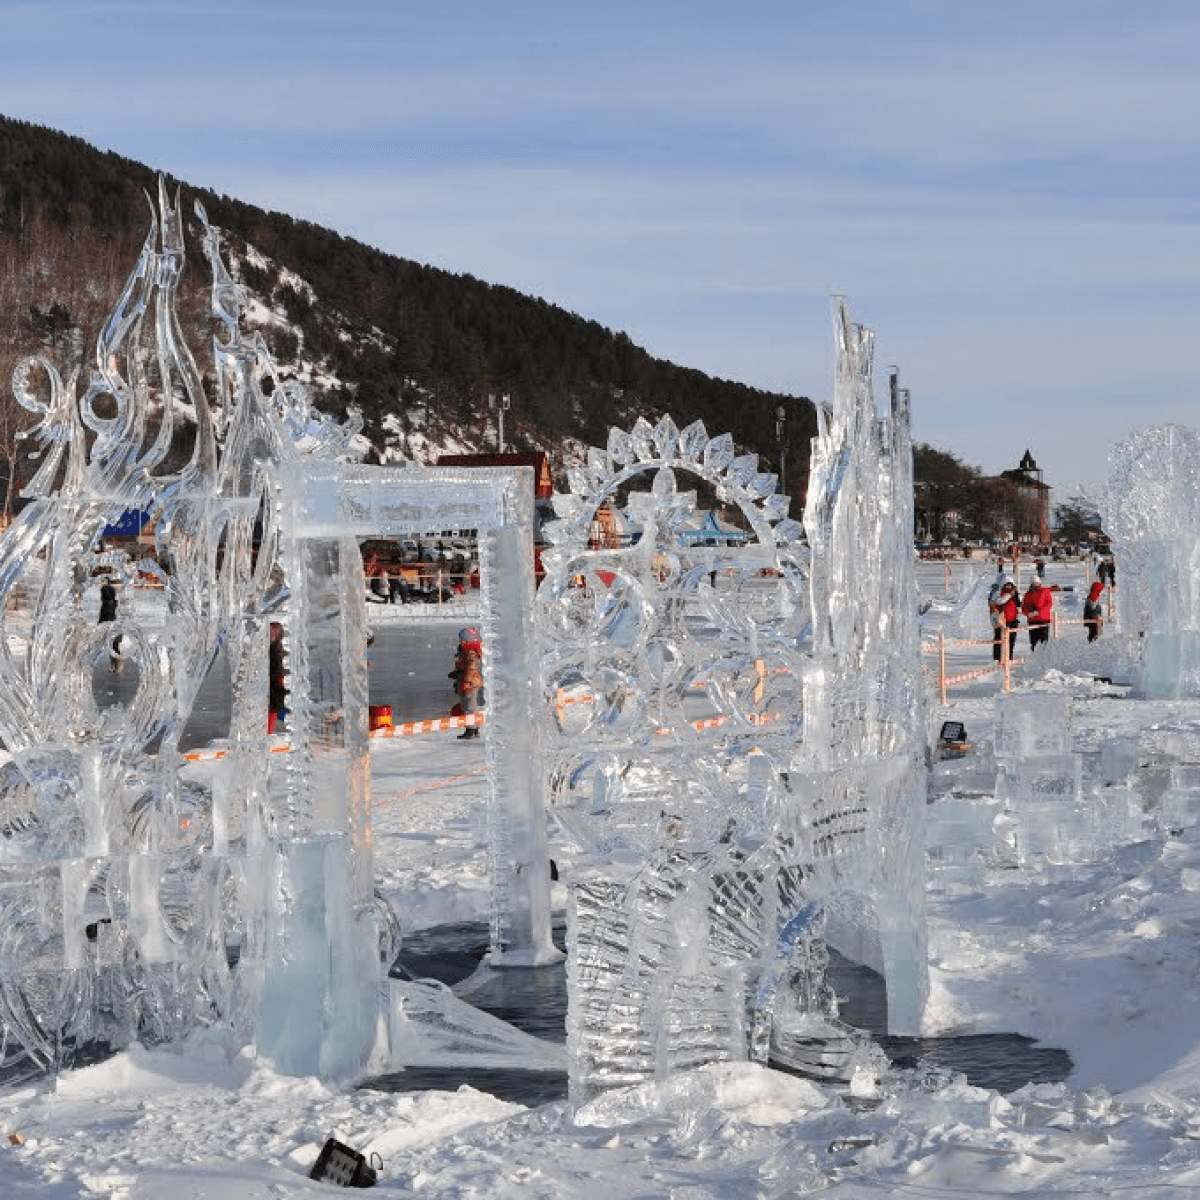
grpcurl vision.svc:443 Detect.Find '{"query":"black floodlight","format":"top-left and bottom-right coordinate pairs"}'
top-left (309, 1136), bottom-right (380, 1188)
top-left (939, 721), bottom-right (967, 744)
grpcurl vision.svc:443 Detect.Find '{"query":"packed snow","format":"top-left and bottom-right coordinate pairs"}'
top-left (3, 560), bottom-right (1200, 1198)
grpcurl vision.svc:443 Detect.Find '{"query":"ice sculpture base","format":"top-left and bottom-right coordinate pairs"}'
top-left (483, 946), bottom-right (566, 969)
top-left (376, 977), bottom-right (567, 1072)
top-left (769, 1012), bottom-right (888, 1088)
top-left (256, 834), bottom-right (379, 1083)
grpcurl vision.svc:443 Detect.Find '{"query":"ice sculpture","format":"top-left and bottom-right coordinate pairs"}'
top-left (538, 414), bottom-right (815, 1101)
top-left (1104, 425), bottom-right (1200, 697)
top-left (0, 182), bottom-right (327, 1081)
top-left (543, 299), bottom-right (926, 1102)
top-left (797, 300), bottom-right (928, 1035)
top-left (0, 182), bottom-right (560, 1085)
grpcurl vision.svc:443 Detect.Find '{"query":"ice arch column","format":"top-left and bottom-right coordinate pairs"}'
top-left (273, 460), bottom-right (558, 975)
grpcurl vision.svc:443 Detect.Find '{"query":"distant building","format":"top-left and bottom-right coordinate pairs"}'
top-left (588, 499), bottom-right (624, 549)
top-left (678, 510), bottom-right (749, 548)
top-left (436, 450), bottom-right (557, 580)
top-left (435, 451), bottom-right (554, 499)
top-left (999, 449), bottom-right (1051, 545)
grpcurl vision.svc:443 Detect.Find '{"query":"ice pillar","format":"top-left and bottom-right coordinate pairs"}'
top-left (479, 516), bottom-right (558, 966)
top-left (257, 467), bottom-right (377, 1080)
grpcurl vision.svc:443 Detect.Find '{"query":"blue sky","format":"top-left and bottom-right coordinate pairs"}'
top-left (3, 1), bottom-right (1200, 499)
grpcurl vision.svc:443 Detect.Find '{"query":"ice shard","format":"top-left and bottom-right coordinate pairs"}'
top-left (795, 300), bottom-right (928, 1035)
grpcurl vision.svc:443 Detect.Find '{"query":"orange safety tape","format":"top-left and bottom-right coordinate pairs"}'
top-left (182, 711), bottom-right (487, 761)
top-left (654, 710), bottom-right (785, 736)
top-left (183, 742), bottom-right (292, 762)
top-left (559, 666), bottom-right (795, 707)
top-left (372, 764), bottom-right (488, 808)
top-left (922, 637), bottom-right (996, 651)
top-left (941, 657), bottom-right (1025, 687)
top-left (370, 712), bottom-right (485, 738)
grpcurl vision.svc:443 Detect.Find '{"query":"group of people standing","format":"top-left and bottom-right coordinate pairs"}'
top-left (988, 556), bottom-right (1111, 661)
top-left (988, 572), bottom-right (1054, 662)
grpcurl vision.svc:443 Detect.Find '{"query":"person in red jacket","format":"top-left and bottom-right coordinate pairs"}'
top-left (1022, 578), bottom-right (1054, 651)
top-left (1083, 579), bottom-right (1105, 642)
top-left (993, 582), bottom-right (1019, 662)
top-left (450, 626), bottom-right (484, 740)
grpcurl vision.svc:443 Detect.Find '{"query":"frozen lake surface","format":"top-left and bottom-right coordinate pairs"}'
top-left (371, 920), bottom-right (1071, 1105)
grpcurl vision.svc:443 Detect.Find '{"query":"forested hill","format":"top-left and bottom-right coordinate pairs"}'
top-left (0, 115), bottom-right (816, 495)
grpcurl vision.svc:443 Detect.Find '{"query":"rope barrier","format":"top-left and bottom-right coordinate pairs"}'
top-left (372, 764), bottom-right (488, 809)
top-left (183, 699), bottom-right (789, 765)
top-left (658, 710), bottom-right (786, 735)
top-left (370, 712), bottom-right (485, 738)
top-left (942, 661), bottom-right (1019, 686)
top-left (182, 711), bottom-right (486, 761)
top-left (556, 664), bottom-right (795, 708)
top-left (922, 636), bottom-right (995, 652)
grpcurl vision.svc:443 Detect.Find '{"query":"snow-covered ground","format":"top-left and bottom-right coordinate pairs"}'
top-left (5, 559), bottom-right (1200, 1197)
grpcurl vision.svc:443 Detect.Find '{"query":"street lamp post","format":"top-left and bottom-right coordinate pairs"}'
top-left (775, 404), bottom-right (787, 496)
top-left (488, 392), bottom-right (511, 453)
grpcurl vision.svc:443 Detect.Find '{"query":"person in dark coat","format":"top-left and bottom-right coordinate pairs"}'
top-left (98, 577), bottom-right (122, 673)
top-left (268, 621), bottom-right (288, 734)
top-left (1083, 580), bottom-right (1105, 642)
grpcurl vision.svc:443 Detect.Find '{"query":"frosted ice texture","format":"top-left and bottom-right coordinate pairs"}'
top-left (994, 695), bottom-right (1073, 759)
top-left (1100, 736), bottom-right (1139, 787)
top-left (1104, 425), bottom-right (1200, 697)
top-left (0, 183), bottom-right (557, 1084)
top-left (1162, 764), bottom-right (1200, 833)
top-left (548, 299), bottom-right (928, 1101)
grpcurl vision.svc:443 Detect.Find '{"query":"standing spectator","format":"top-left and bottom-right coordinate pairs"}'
top-left (1034, 558), bottom-right (1046, 582)
top-left (98, 576), bottom-right (123, 673)
top-left (1083, 579), bottom-right (1105, 642)
top-left (365, 556), bottom-right (388, 604)
top-left (988, 564), bottom-right (1010, 609)
top-left (1022, 578), bottom-right (1054, 651)
top-left (268, 621), bottom-right (288, 734)
top-left (450, 626), bottom-right (483, 740)
top-left (994, 582), bottom-right (1019, 662)
top-left (388, 570), bottom-right (409, 604)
